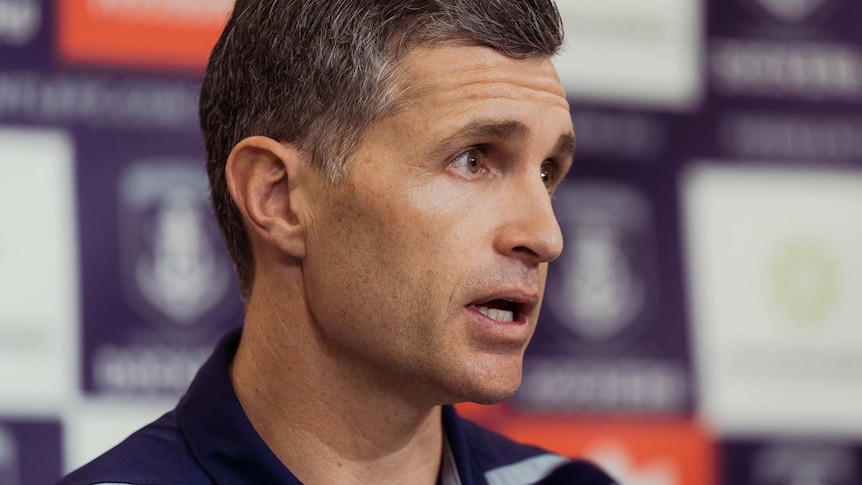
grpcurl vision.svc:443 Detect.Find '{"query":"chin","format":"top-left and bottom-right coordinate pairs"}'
top-left (454, 368), bottom-right (523, 405)
top-left (468, 389), bottom-right (518, 406)
top-left (437, 373), bottom-right (521, 406)
top-left (435, 350), bottom-right (526, 405)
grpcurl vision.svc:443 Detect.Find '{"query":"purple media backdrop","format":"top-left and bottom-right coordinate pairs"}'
top-left (706, 0), bottom-right (862, 165)
top-left (75, 126), bottom-right (243, 396)
top-left (0, 419), bottom-right (62, 485)
top-left (2, 0), bottom-right (862, 483)
top-left (521, 105), bottom-right (694, 416)
top-left (722, 440), bottom-right (862, 485)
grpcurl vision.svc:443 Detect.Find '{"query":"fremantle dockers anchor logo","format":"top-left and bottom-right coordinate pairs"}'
top-left (746, 0), bottom-right (839, 24)
top-left (119, 162), bottom-right (232, 333)
top-left (548, 182), bottom-right (657, 341)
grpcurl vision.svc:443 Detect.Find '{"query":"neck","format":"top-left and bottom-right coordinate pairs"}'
top-left (231, 284), bottom-right (445, 485)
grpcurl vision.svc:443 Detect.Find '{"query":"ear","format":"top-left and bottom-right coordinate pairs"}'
top-left (225, 136), bottom-right (308, 260)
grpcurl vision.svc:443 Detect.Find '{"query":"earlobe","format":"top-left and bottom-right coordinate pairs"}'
top-left (225, 136), bottom-right (308, 260)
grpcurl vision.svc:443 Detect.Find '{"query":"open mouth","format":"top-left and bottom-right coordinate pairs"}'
top-left (474, 299), bottom-right (520, 323)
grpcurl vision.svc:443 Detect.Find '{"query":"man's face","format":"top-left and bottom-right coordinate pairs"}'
top-left (301, 44), bottom-right (574, 405)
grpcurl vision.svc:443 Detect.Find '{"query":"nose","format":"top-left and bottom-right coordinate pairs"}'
top-left (494, 172), bottom-right (564, 265)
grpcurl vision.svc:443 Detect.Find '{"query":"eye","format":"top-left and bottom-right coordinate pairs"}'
top-left (540, 160), bottom-right (557, 187)
top-left (451, 149), bottom-right (484, 176)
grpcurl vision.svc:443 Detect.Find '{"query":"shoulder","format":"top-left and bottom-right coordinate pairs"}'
top-left (459, 418), bottom-right (617, 485)
top-left (56, 411), bottom-right (210, 485)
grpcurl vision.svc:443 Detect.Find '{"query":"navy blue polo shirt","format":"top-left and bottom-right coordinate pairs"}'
top-left (58, 329), bottom-right (615, 485)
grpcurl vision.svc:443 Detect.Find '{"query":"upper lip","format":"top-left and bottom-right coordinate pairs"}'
top-left (469, 288), bottom-right (540, 317)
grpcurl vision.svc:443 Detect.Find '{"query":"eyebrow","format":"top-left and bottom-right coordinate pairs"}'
top-left (553, 132), bottom-right (577, 161)
top-left (459, 120), bottom-right (530, 143)
top-left (435, 119), bottom-right (577, 160)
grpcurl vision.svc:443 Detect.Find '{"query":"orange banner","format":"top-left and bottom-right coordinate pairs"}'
top-left (502, 417), bottom-right (716, 485)
top-left (454, 402), bottom-right (716, 485)
top-left (56, 0), bottom-right (232, 71)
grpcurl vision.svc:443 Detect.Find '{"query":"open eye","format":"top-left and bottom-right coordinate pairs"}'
top-left (451, 149), bottom-right (484, 176)
top-left (540, 160), bottom-right (557, 188)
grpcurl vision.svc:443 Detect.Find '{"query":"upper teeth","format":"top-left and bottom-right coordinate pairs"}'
top-left (477, 306), bottom-right (514, 322)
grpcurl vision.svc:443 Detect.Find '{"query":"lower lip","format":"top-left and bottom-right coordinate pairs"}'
top-left (465, 306), bottom-right (530, 345)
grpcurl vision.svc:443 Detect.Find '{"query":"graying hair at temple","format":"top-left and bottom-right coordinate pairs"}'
top-left (198, 0), bottom-right (565, 299)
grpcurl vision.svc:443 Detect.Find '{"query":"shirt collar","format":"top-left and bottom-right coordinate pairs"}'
top-left (177, 328), bottom-right (302, 485)
top-left (439, 425), bottom-right (464, 485)
top-left (441, 405), bottom-right (476, 485)
top-left (176, 328), bottom-right (479, 485)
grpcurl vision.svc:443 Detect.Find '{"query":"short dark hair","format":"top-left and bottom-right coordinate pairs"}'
top-left (199, 0), bottom-right (564, 300)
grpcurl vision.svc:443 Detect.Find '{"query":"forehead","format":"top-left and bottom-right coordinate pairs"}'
top-left (393, 44), bottom-right (570, 118)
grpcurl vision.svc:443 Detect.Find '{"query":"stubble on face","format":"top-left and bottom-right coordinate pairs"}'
top-left (298, 44), bottom-right (573, 408)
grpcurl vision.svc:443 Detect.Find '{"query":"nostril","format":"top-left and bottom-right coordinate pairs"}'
top-left (512, 246), bottom-right (541, 258)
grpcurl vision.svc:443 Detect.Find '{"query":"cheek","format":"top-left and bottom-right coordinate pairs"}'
top-left (303, 190), bottom-right (439, 334)
top-left (305, 178), bottom-right (488, 325)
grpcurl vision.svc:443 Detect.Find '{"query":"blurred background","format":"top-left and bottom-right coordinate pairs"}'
top-left (1, 0), bottom-right (861, 484)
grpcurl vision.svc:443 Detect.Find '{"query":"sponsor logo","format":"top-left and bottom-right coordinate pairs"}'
top-left (518, 358), bottom-right (688, 413)
top-left (118, 162), bottom-right (233, 336)
top-left (553, 0), bottom-right (702, 110)
top-left (753, 444), bottom-right (859, 485)
top-left (711, 38), bottom-right (862, 101)
top-left (0, 427), bottom-right (19, 485)
top-left (716, 0), bottom-right (853, 100)
top-left (718, 112), bottom-right (862, 162)
top-left (93, 344), bottom-right (209, 394)
top-left (0, 72), bottom-right (199, 131)
top-left (548, 182), bottom-right (657, 341)
top-left (570, 110), bottom-right (666, 161)
top-left (57, 0), bottom-right (231, 70)
top-left (684, 163), bottom-right (862, 434)
top-left (85, 0), bottom-right (232, 26)
top-left (0, 0), bottom-right (40, 47)
top-left (0, 129), bottom-right (77, 400)
top-left (769, 239), bottom-right (839, 324)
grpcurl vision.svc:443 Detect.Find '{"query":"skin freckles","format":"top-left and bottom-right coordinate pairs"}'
top-left (299, 44), bottom-right (575, 406)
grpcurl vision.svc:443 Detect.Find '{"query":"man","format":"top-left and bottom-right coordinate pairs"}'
top-left (60, 1), bottom-right (616, 484)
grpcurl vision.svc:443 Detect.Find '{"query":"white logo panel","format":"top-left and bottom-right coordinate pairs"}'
top-left (0, 128), bottom-right (78, 410)
top-left (554, 0), bottom-right (703, 110)
top-left (682, 163), bottom-right (862, 435)
top-left (62, 399), bottom-right (172, 473)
